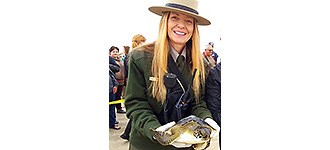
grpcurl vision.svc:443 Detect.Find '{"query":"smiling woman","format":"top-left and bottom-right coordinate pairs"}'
top-left (123, 0), bottom-right (220, 149)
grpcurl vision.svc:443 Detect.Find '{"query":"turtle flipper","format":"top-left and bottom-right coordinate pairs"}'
top-left (150, 128), bottom-right (177, 146)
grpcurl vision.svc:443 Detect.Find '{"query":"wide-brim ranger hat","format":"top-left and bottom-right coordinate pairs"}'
top-left (148, 0), bottom-right (211, 25)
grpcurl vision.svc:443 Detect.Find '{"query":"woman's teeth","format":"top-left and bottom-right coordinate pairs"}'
top-left (174, 31), bottom-right (186, 35)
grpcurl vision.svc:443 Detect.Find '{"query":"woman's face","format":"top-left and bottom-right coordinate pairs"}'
top-left (110, 49), bottom-right (119, 58)
top-left (167, 12), bottom-right (194, 50)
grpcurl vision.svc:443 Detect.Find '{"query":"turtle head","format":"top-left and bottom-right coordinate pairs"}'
top-left (193, 127), bottom-right (212, 139)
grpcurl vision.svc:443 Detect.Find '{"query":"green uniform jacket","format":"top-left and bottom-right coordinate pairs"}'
top-left (125, 49), bottom-right (212, 150)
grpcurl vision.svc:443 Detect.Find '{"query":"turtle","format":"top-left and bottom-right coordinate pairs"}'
top-left (151, 115), bottom-right (214, 150)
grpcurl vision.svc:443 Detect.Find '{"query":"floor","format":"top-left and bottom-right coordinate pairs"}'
top-left (109, 109), bottom-right (220, 150)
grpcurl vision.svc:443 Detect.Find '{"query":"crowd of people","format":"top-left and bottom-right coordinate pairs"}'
top-left (109, 0), bottom-right (221, 149)
top-left (109, 34), bottom-right (146, 131)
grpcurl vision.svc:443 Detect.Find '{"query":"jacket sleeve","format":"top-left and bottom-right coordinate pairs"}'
top-left (124, 51), bottom-right (161, 141)
top-left (205, 64), bottom-right (221, 125)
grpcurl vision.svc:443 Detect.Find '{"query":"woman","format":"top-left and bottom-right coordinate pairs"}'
top-left (109, 46), bottom-right (126, 114)
top-left (125, 0), bottom-right (220, 149)
top-left (109, 46), bottom-right (120, 130)
top-left (120, 34), bottom-right (146, 140)
top-left (123, 34), bottom-right (146, 82)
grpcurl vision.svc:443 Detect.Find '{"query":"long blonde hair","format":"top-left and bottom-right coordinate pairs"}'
top-left (149, 12), bottom-right (206, 104)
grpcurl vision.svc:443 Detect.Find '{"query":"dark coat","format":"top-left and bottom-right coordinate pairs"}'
top-left (205, 62), bottom-right (221, 126)
top-left (109, 56), bottom-right (119, 92)
top-left (109, 56), bottom-right (120, 73)
top-left (125, 49), bottom-right (212, 150)
top-left (109, 69), bottom-right (118, 91)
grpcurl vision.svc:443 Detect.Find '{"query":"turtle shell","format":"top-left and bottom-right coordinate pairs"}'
top-left (151, 115), bottom-right (214, 149)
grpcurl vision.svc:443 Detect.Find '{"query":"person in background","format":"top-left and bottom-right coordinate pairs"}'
top-left (123, 45), bottom-right (131, 84)
top-left (109, 47), bottom-right (121, 130)
top-left (131, 34), bottom-right (147, 50)
top-left (208, 41), bottom-right (219, 63)
top-left (120, 34), bottom-right (146, 140)
top-left (205, 62), bottom-right (221, 149)
top-left (109, 46), bottom-right (126, 114)
top-left (124, 0), bottom-right (220, 149)
top-left (203, 44), bottom-right (216, 71)
top-left (121, 46), bottom-right (130, 102)
top-left (123, 34), bottom-right (146, 85)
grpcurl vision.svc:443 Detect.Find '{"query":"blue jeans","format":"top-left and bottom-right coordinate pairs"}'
top-left (109, 91), bottom-right (116, 128)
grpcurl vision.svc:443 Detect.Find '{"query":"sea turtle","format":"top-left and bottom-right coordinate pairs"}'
top-left (151, 115), bottom-right (214, 150)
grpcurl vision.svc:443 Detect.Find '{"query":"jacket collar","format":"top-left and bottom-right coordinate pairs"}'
top-left (169, 44), bottom-right (187, 63)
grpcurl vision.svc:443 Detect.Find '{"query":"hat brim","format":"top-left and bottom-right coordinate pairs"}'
top-left (149, 6), bottom-right (211, 25)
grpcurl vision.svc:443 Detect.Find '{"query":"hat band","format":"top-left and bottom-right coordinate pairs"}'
top-left (165, 3), bottom-right (199, 15)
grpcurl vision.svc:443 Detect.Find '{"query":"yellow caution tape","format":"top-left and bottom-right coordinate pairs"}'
top-left (109, 99), bottom-right (125, 105)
